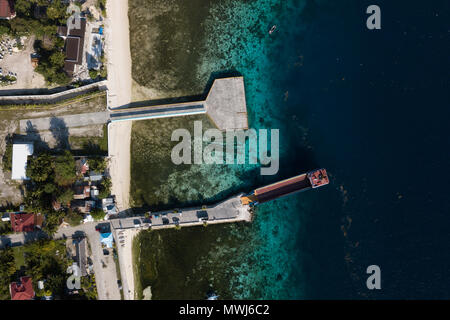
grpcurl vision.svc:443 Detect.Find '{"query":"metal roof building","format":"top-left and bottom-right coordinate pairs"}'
top-left (11, 143), bottom-right (33, 180)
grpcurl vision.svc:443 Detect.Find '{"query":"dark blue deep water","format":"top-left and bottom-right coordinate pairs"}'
top-left (265, 0), bottom-right (450, 298)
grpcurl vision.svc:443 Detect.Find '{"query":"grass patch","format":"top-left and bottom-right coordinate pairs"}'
top-left (1, 137), bottom-right (12, 172)
top-left (12, 246), bottom-right (26, 269)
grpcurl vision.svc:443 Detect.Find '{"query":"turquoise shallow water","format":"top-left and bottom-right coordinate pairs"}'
top-left (192, 0), bottom-right (322, 299)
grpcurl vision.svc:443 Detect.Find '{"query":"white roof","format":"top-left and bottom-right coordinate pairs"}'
top-left (11, 143), bottom-right (34, 180)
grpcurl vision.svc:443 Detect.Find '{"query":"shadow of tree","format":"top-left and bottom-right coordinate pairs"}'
top-left (49, 117), bottom-right (70, 150)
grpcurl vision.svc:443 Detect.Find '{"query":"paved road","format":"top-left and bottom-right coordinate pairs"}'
top-left (20, 112), bottom-right (109, 133)
top-left (0, 221), bottom-right (121, 300)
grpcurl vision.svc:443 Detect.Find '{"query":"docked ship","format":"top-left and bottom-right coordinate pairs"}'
top-left (240, 168), bottom-right (329, 206)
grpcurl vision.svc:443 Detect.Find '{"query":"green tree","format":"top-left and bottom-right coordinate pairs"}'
top-left (90, 208), bottom-right (105, 221)
top-left (14, 0), bottom-right (32, 17)
top-left (49, 51), bottom-right (65, 68)
top-left (42, 212), bottom-right (63, 236)
top-left (0, 247), bottom-right (17, 299)
top-left (88, 157), bottom-right (107, 173)
top-left (89, 69), bottom-right (99, 80)
top-left (65, 210), bottom-right (82, 226)
top-left (98, 178), bottom-right (111, 199)
top-left (54, 151), bottom-right (77, 186)
top-left (1, 138), bottom-right (12, 172)
top-left (43, 183), bottom-right (57, 194)
top-left (27, 153), bottom-right (54, 183)
top-left (57, 188), bottom-right (74, 205)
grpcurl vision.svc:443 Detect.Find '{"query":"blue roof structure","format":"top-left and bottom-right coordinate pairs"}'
top-left (100, 232), bottom-right (113, 248)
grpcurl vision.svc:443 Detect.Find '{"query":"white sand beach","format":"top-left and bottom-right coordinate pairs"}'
top-left (106, 0), bottom-right (132, 211)
top-left (105, 0), bottom-right (134, 299)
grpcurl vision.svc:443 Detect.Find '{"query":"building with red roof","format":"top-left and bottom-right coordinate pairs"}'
top-left (0, 0), bottom-right (15, 20)
top-left (10, 213), bottom-right (43, 233)
top-left (10, 276), bottom-right (35, 300)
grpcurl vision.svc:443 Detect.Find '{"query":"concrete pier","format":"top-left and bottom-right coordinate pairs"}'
top-left (205, 77), bottom-right (248, 131)
top-left (108, 77), bottom-right (248, 131)
top-left (110, 193), bottom-right (252, 231)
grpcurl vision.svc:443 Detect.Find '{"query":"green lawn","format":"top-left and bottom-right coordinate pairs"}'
top-left (12, 246), bottom-right (26, 270)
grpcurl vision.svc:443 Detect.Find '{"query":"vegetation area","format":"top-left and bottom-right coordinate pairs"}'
top-left (0, 220), bottom-right (12, 236)
top-left (23, 150), bottom-right (110, 232)
top-left (97, 0), bottom-right (107, 17)
top-left (25, 150), bottom-right (78, 233)
top-left (90, 208), bottom-right (105, 221)
top-left (0, 0), bottom-right (71, 85)
top-left (0, 240), bottom-right (97, 300)
top-left (88, 64), bottom-right (107, 81)
top-left (0, 247), bottom-right (18, 299)
top-left (1, 135), bottom-right (12, 172)
top-left (0, 75), bottom-right (17, 86)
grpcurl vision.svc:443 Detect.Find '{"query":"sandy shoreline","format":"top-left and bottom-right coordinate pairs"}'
top-left (105, 0), bottom-right (134, 299)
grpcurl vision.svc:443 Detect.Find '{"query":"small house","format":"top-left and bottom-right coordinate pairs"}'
top-left (73, 185), bottom-right (91, 200)
top-left (75, 158), bottom-right (89, 176)
top-left (10, 277), bottom-right (34, 300)
top-left (0, 0), bottom-right (16, 20)
top-left (10, 213), bottom-right (43, 233)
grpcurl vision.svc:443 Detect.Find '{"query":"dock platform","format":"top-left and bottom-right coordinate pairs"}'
top-left (108, 77), bottom-right (248, 131)
top-left (110, 193), bottom-right (251, 231)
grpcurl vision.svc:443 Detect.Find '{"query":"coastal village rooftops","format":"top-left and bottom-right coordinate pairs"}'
top-left (73, 185), bottom-right (91, 200)
top-left (10, 276), bottom-right (34, 300)
top-left (62, 18), bottom-right (86, 76)
top-left (65, 36), bottom-right (81, 62)
top-left (10, 213), bottom-right (43, 233)
top-left (89, 171), bottom-right (103, 181)
top-left (0, 0), bottom-right (15, 20)
top-left (71, 200), bottom-right (95, 214)
top-left (75, 158), bottom-right (89, 175)
top-left (11, 143), bottom-right (33, 180)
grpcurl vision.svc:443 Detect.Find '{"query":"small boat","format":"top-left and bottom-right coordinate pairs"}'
top-left (269, 25), bottom-right (277, 34)
top-left (206, 289), bottom-right (219, 300)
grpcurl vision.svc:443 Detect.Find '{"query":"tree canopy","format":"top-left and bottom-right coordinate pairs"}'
top-left (53, 151), bottom-right (77, 186)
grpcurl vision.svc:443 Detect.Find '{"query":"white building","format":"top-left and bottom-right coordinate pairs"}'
top-left (11, 143), bottom-right (34, 180)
